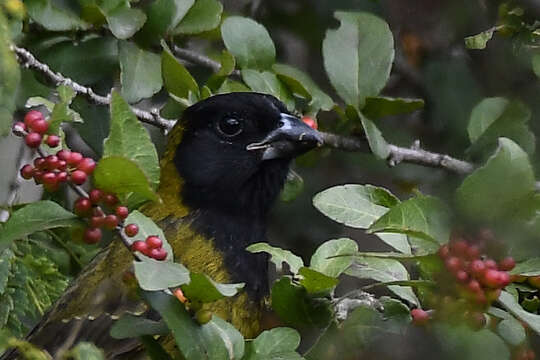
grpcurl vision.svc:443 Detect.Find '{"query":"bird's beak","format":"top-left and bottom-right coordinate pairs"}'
top-left (246, 113), bottom-right (324, 160)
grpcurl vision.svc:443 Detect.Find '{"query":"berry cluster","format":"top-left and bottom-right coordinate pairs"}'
top-left (14, 110), bottom-right (53, 148)
top-left (130, 234), bottom-right (167, 261)
top-left (438, 239), bottom-right (514, 306)
top-left (513, 348), bottom-right (536, 360)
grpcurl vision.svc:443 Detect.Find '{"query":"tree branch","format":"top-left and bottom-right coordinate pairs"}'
top-left (172, 45), bottom-right (241, 76)
top-left (11, 46), bottom-right (175, 131)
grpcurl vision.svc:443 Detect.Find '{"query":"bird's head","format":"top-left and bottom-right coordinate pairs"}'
top-left (172, 92), bottom-right (322, 217)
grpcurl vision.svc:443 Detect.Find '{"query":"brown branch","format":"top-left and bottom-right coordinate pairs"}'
top-left (172, 45), bottom-right (241, 76)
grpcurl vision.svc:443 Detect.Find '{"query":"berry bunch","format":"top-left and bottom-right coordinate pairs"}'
top-left (130, 235), bottom-right (167, 261)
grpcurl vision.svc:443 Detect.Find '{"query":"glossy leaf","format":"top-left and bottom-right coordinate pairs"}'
top-left (141, 0), bottom-right (195, 38)
top-left (362, 96), bottom-right (424, 119)
top-left (465, 29), bottom-right (495, 49)
top-left (244, 327), bottom-right (303, 360)
top-left (119, 41), bottom-right (162, 103)
top-left (456, 138), bottom-right (535, 221)
top-left (68, 342), bottom-right (104, 360)
top-left (134, 257), bottom-right (189, 291)
top-left (497, 317), bottom-right (526, 346)
top-left (310, 238), bottom-right (358, 278)
top-left (323, 11), bottom-right (394, 108)
top-left (104, 4), bottom-right (147, 40)
top-left (162, 44), bottom-right (199, 100)
top-left (280, 170), bottom-right (304, 202)
top-left (175, 0), bottom-right (223, 35)
top-left (25, 0), bottom-right (90, 31)
top-left (298, 267), bottom-right (339, 295)
top-left (499, 291), bottom-right (540, 335)
top-left (510, 258), bottom-right (540, 276)
top-left (0, 201), bottom-right (78, 252)
top-left (242, 69), bottom-right (295, 110)
top-left (110, 315), bottom-right (169, 339)
top-left (181, 273), bottom-right (244, 303)
top-left (222, 16), bottom-right (276, 70)
top-left (247, 243), bottom-right (303, 274)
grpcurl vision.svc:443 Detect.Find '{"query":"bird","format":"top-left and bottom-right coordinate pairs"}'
top-left (4, 92), bottom-right (323, 358)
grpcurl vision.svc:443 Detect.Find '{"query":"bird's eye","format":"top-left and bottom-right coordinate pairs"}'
top-left (217, 117), bottom-right (243, 137)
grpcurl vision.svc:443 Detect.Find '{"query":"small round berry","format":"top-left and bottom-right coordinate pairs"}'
top-left (411, 309), bottom-right (430, 325)
top-left (131, 240), bottom-right (148, 254)
top-left (498, 272), bottom-right (511, 287)
top-left (456, 270), bottom-right (469, 283)
top-left (195, 309), bottom-right (213, 325)
top-left (445, 257), bottom-right (461, 273)
top-left (70, 170), bottom-right (87, 185)
top-left (56, 171), bottom-right (68, 183)
top-left (12, 121), bottom-right (26, 134)
top-left (45, 155), bottom-right (59, 170)
top-left (103, 214), bottom-right (119, 230)
top-left (302, 116), bottom-right (318, 130)
top-left (77, 157), bottom-right (96, 174)
top-left (438, 244), bottom-right (450, 259)
top-left (41, 171), bottom-right (56, 185)
top-left (46, 135), bottom-right (60, 147)
top-left (451, 240), bottom-right (468, 256)
top-left (498, 257), bottom-right (516, 271)
top-left (467, 279), bottom-right (481, 293)
top-left (125, 224), bottom-right (139, 237)
top-left (30, 119), bottom-right (49, 134)
top-left (146, 236), bottom-right (162, 249)
top-left (466, 245), bottom-right (481, 259)
top-left (33, 170), bottom-right (44, 184)
top-left (104, 193), bottom-right (119, 206)
top-left (150, 248), bottom-right (167, 261)
top-left (34, 157), bottom-right (46, 169)
top-left (67, 152), bottom-right (83, 165)
top-left (57, 160), bottom-right (67, 171)
top-left (74, 197), bottom-right (92, 216)
top-left (484, 259), bottom-right (497, 269)
top-left (115, 206), bottom-right (129, 219)
top-left (20, 164), bottom-right (34, 179)
top-left (83, 227), bottom-right (102, 244)
top-left (56, 149), bottom-right (71, 161)
top-left (25, 132), bottom-right (42, 148)
top-left (528, 276), bottom-right (540, 289)
top-left (89, 216), bottom-right (104, 228)
top-left (24, 110), bottom-right (43, 127)
top-left (470, 260), bottom-right (486, 277)
top-left (92, 207), bottom-right (104, 218)
top-left (482, 269), bottom-right (501, 288)
top-left (89, 189), bottom-right (103, 204)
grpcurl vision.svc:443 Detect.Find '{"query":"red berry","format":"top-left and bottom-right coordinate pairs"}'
top-left (92, 207), bottom-right (104, 218)
top-left (125, 224), bottom-right (139, 237)
top-left (67, 152), bottom-right (83, 165)
top-left (456, 270), bottom-right (469, 283)
top-left (33, 170), bottom-right (44, 184)
top-left (131, 240), bottom-right (148, 254)
top-left (70, 170), bottom-right (87, 185)
top-left (482, 269), bottom-right (501, 288)
top-left (46, 135), bottom-right (60, 147)
top-left (146, 236), bottom-right (162, 249)
top-left (12, 121), bottom-right (26, 134)
top-left (470, 260), bottom-right (486, 277)
top-left (104, 193), bottom-right (119, 206)
top-left (57, 171), bottom-right (68, 182)
top-left (45, 155), bottom-right (59, 170)
top-left (89, 216), bottom-right (104, 228)
top-left (30, 119), bottom-right (49, 134)
top-left (24, 110), bottom-right (43, 127)
top-left (302, 116), bottom-right (318, 130)
top-left (467, 279), bottom-right (481, 293)
top-left (20, 164), bottom-right (34, 179)
top-left (445, 257), bottom-right (461, 273)
top-left (25, 132), bottom-right (42, 148)
top-left (83, 227), bottom-right (102, 244)
top-left (89, 189), bottom-right (103, 204)
top-left (498, 272), bottom-right (511, 287)
top-left (498, 257), bottom-right (515, 271)
top-left (150, 248), bottom-right (167, 261)
top-left (115, 206), bottom-right (129, 219)
top-left (438, 244), bottom-right (450, 259)
top-left (451, 240), bottom-right (468, 256)
top-left (57, 160), bottom-right (67, 171)
top-left (103, 214), bottom-right (119, 230)
top-left (56, 149), bottom-right (71, 161)
top-left (411, 309), bottom-right (430, 325)
top-left (77, 157), bottom-right (96, 174)
top-left (466, 245), bottom-right (481, 259)
top-left (34, 157), bottom-right (46, 169)
top-left (41, 171), bottom-right (56, 185)
top-left (74, 197), bottom-right (92, 216)
top-left (485, 259), bottom-right (497, 269)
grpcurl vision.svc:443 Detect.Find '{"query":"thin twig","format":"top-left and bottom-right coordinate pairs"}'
top-left (172, 45), bottom-right (241, 76)
top-left (11, 46), bottom-right (175, 131)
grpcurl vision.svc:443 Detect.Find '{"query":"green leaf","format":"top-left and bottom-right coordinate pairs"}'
top-left (273, 63), bottom-right (334, 111)
top-left (216, 79), bottom-right (250, 94)
top-left (72, 97), bottom-right (110, 156)
top-left (142, 0), bottom-right (195, 37)
top-left (139, 336), bottom-right (173, 360)
top-left (123, 210), bottom-right (173, 260)
top-left (104, 91), bottom-right (160, 189)
top-left (298, 267), bottom-right (339, 295)
top-left (323, 11), bottom-right (394, 108)
top-left (498, 291), bottom-right (540, 335)
top-left (465, 29), bottom-right (495, 50)
top-left (532, 54), bottom-right (540, 78)
top-left (341, 306), bottom-right (403, 349)
top-left (310, 238), bottom-right (358, 278)
top-left (0, 11), bottom-right (20, 136)
top-left (510, 258), bottom-right (540, 276)
top-left (497, 317), bottom-right (526, 346)
top-left (119, 41), bottom-right (163, 103)
top-left (346, 257), bottom-right (419, 305)
top-left (358, 111), bottom-right (390, 159)
top-left (161, 44), bottom-right (199, 100)
top-left (0, 201), bottom-right (78, 252)
top-left (280, 170), bottom-right (304, 202)
top-left (362, 96), bottom-right (424, 119)
top-left (241, 69), bottom-right (294, 110)
top-left (142, 291), bottom-right (237, 360)
top-left (271, 277), bottom-right (333, 328)
top-left (0, 250), bottom-right (14, 295)
top-left (68, 342), bottom-right (105, 360)
top-left (110, 315), bottom-right (169, 339)
top-left (247, 243), bottom-right (303, 274)
top-left (368, 195), bottom-right (451, 244)
top-left (181, 273), bottom-right (244, 303)
top-left (175, 0), bottom-right (223, 35)
top-left (134, 257), bottom-right (190, 291)
top-left (103, 4), bottom-right (147, 40)
top-left (221, 16), bottom-right (276, 70)
top-left (25, 0), bottom-right (90, 31)
top-left (245, 327), bottom-right (303, 360)
top-left (456, 138), bottom-right (535, 221)
top-left (313, 184), bottom-right (410, 253)
top-left (94, 157), bottom-right (158, 203)
top-left (468, 98), bottom-right (534, 154)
